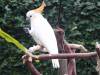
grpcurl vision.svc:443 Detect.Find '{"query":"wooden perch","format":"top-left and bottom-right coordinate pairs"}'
top-left (24, 28), bottom-right (100, 75)
top-left (23, 52), bottom-right (97, 75)
top-left (23, 44), bottom-right (100, 75)
top-left (24, 52), bottom-right (97, 60)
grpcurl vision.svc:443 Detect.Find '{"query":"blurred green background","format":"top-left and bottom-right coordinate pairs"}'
top-left (0, 0), bottom-right (100, 75)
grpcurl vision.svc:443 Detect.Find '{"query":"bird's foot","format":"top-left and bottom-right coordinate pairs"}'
top-left (22, 54), bottom-right (33, 64)
top-left (41, 48), bottom-right (48, 52)
top-left (28, 45), bottom-right (42, 53)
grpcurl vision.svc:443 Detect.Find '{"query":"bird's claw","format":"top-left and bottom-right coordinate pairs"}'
top-left (22, 54), bottom-right (33, 64)
top-left (28, 45), bottom-right (42, 53)
top-left (34, 55), bottom-right (40, 63)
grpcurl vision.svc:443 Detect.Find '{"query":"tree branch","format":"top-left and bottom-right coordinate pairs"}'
top-left (31, 52), bottom-right (97, 61)
top-left (24, 56), bottom-right (41, 75)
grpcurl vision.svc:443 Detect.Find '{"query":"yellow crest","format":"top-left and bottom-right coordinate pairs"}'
top-left (32, 1), bottom-right (46, 13)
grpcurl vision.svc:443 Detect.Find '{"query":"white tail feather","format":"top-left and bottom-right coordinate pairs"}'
top-left (52, 59), bottom-right (60, 68)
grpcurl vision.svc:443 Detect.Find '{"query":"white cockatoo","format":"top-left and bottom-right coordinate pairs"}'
top-left (26, 1), bottom-right (60, 68)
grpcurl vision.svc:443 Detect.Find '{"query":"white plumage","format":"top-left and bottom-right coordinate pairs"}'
top-left (26, 1), bottom-right (60, 68)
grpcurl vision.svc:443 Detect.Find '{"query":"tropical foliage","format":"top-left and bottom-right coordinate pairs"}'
top-left (0, 0), bottom-right (100, 75)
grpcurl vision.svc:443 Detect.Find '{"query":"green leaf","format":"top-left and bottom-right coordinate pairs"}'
top-left (0, 28), bottom-right (28, 53)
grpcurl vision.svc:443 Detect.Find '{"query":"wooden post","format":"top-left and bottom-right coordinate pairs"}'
top-left (96, 42), bottom-right (100, 58)
top-left (55, 27), bottom-right (77, 75)
top-left (55, 27), bottom-right (68, 75)
top-left (64, 45), bottom-right (76, 75)
top-left (96, 42), bottom-right (100, 75)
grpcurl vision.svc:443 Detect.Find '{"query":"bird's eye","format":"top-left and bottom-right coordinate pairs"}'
top-left (30, 15), bottom-right (32, 17)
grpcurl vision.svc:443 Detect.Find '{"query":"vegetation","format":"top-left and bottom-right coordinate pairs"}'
top-left (0, 0), bottom-right (100, 75)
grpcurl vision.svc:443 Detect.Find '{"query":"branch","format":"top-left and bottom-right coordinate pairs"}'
top-left (31, 52), bottom-right (97, 60)
top-left (24, 56), bottom-right (41, 75)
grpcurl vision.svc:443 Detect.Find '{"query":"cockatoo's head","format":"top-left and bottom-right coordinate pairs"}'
top-left (26, 10), bottom-right (35, 19)
top-left (26, 1), bottom-right (46, 21)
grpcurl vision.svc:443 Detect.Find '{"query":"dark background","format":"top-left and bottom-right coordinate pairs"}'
top-left (0, 0), bottom-right (100, 75)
